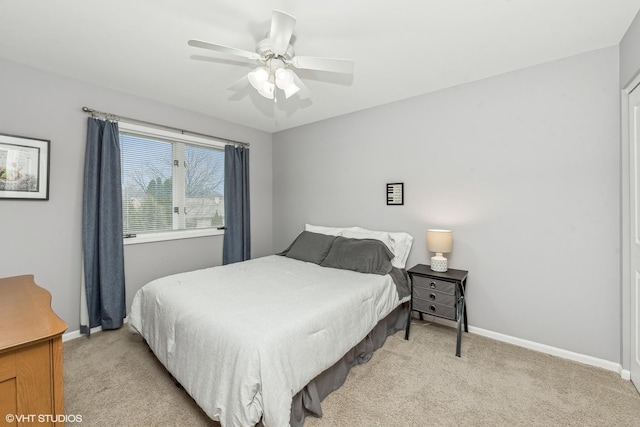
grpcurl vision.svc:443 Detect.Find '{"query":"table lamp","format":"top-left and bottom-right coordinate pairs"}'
top-left (427, 229), bottom-right (453, 272)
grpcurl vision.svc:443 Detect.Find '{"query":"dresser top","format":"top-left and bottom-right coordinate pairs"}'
top-left (0, 275), bottom-right (67, 352)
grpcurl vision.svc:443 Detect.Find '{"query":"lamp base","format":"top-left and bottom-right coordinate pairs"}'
top-left (430, 254), bottom-right (448, 272)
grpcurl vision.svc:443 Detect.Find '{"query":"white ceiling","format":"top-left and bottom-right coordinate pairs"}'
top-left (1, 1), bottom-right (639, 133)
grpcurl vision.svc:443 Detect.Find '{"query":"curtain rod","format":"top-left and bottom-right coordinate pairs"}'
top-left (81, 106), bottom-right (250, 148)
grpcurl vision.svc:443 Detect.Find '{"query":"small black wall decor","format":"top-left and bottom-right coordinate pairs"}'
top-left (386, 183), bottom-right (403, 205)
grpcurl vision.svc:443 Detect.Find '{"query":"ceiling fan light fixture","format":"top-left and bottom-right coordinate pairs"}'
top-left (275, 68), bottom-right (300, 98)
top-left (189, 10), bottom-right (355, 104)
top-left (283, 82), bottom-right (300, 98)
top-left (248, 67), bottom-right (269, 91)
top-left (258, 81), bottom-right (275, 99)
top-left (275, 68), bottom-right (294, 90)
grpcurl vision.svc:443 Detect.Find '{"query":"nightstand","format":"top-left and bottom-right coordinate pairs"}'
top-left (404, 264), bottom-right (468, 357)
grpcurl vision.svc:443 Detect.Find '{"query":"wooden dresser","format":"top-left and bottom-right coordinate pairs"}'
top-left (0, 275), bottom-right (67, 426)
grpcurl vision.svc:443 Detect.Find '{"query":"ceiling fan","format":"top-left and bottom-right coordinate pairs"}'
top-left (188, 10), bottom-right (355, 101)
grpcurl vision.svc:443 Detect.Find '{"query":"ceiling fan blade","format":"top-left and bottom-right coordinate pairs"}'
top-left (289, 70), bottom-right (311, 99)
top-left (291, 56), bottom-right (355, 74)
top-left (270, 10), bottom-right (296, 55)
top-left (188, 39), bottom-right (261, 61)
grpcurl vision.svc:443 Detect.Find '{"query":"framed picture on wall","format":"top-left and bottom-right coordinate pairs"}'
top-left (386, 182), bottom-right (404, 205)
top-left (0, 133), bottom-right (50, 200)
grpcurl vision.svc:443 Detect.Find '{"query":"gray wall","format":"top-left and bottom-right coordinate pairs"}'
top-left (620, 10), bottom-right (640, 88)
top-left (273, 46), bottom-right (621, 362)
top-left (0, 59), bottom-right (273, 332)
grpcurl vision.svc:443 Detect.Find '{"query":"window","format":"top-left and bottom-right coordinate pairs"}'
top-left (119, 122), bottom-right (225, 244)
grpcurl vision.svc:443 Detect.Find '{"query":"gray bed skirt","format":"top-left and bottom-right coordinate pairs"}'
top-left (159, 303), bottom-right (409, 426)
top-left (287, 303), bottom-right (409, 427)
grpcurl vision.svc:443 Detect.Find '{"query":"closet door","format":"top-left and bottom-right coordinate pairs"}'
top-left (629, 83), bottom-right (640, 394)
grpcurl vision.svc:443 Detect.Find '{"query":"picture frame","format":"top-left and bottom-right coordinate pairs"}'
top-left (0, 133), bottom-right (50, 200)
top-left (386, 182), bottom-right (404, 205)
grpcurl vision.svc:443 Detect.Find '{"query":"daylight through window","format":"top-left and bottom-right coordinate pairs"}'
top-left (119, 122), bottom-right (225, 242)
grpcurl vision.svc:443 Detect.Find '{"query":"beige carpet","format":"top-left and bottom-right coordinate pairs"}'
top-left (63, 320), bottom-right (640, 426)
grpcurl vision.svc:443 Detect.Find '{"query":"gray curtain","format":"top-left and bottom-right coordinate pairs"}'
top-left (81, 118), bottom-right (126, 335)
top-left (223, 145), bottom-right (251, 264)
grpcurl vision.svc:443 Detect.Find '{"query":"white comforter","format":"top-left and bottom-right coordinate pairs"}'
top-left (129, 255), bottom-right (402, 427)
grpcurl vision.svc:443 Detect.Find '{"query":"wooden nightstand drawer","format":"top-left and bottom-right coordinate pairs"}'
top-left (412, 298), bottom-right (456, 319)
top-left (413, 287), bottom-right (456, 306)
top-left (412, 275), bottom-right (456, 294)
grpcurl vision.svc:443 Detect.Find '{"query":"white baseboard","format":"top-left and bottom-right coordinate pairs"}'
top-left (62, 326), bottom-right (102, 342)
top-left (620, 369), bottom-right (631, 380)
top-left (66, 314), bottom-right (631, 381)
top-left (416, 314), bottom-right (629, 380)
top-left (62, 317), bottom-right (128, 342)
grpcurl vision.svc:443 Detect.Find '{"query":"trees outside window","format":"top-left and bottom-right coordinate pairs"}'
top-left (120, 125), bottom-right (225, 239)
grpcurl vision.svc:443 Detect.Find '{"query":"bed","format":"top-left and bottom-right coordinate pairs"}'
top-left (129, 225), bottom-right (413, 427)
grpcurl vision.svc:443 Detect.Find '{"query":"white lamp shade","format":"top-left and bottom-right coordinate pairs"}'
top-left (275, 68), bottom-right (300, 98)
top-left (427, 229), bottom-right (452, 254)
top-left (248, 68), bottom-right (275, 99)
top-left (283, 82), bottom-right (300, 98)
top-left (275, 68), bottom-right (293, 89)
top-left (427, 229), bottom-right (452, 272)
top-left (248, 68), bottom-right (269, 91)
top-left (259, 81), bottom-right (275, 99)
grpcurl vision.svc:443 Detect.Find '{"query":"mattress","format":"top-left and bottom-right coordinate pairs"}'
top-left (129, 255), bottom-right (404, 427)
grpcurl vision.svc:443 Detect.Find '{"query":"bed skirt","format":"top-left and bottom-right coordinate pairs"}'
top-left (287, 302), bottom-right (409, 427)
top-left (155, 303), bottom-right (409, 427)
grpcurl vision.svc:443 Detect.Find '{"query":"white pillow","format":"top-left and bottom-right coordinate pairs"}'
top-left (304, 224), bottom-right (345, 236)
top-left (391, 232), bottom-right (414, 269)
top-left (353, 227), bottom-right (413, 269)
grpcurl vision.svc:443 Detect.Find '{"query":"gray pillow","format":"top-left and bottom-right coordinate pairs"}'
top-left (320, 236), bottom-right (394, 275)
top-left (279, 231), bottom-right (337, 264)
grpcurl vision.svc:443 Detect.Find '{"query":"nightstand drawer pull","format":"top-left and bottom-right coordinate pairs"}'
top-left (412, 276), bottom-right (456, 294)
top-left (412, 298), bottom-right (457, 319)
top-left (413, 287), bottom-right (456, 305)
